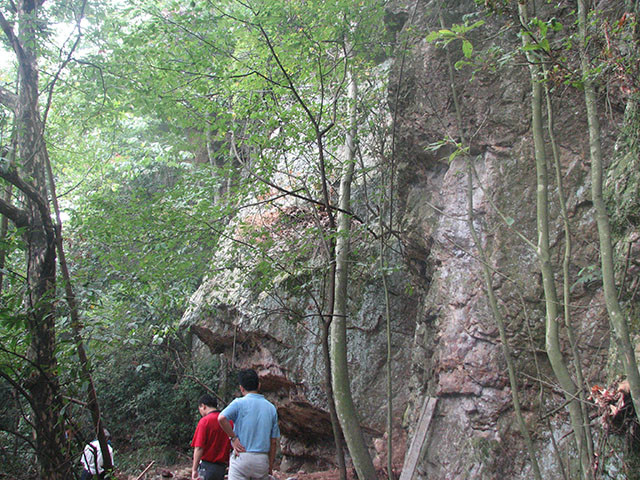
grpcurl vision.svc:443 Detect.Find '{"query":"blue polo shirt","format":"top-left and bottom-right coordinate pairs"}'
top-left (221, 393), bottom-right (280, 453)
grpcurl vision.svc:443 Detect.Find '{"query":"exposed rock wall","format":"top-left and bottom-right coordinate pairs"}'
top-left (181, 245), bottom-right (419, 472)
top-left (395, 1), bottom-right (627, 478)
top-left (181, 0), bottom-right (638, 478)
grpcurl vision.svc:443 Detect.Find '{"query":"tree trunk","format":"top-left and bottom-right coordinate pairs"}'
top-left (45, 154), bottom-right (113, 472)
top-left (321, 317), bottom-right (348, 480)
top-left (379, 236), bottom-right (393, 480)
top-left (330, 72), bottom-right (377, 480)
top-left (543, 67), bottom-right (595, 461)
top-left (577, 0), bottom-right (640, 424)
top-left (518, 2), bottom-right (591, 478)
top-left (518, 4), bottom-right (592, 476)
top-left (0, 2), bottom-right (71, 477)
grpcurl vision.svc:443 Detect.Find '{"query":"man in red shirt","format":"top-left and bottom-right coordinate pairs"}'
top-left (191, 394), bottom-right (232, 480)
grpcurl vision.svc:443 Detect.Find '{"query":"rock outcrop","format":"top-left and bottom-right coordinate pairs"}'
top-left (181, 0), bottom-right (638, 478)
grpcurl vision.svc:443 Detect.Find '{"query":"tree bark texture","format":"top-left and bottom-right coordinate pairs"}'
top-left (0, 2), bottom-right (72, 477)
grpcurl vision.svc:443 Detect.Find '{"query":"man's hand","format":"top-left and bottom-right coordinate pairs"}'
top-left (231, 436), bottom-right (246, 454)
top-left (269, 437), bottom-right (277, 474)
top-left (192, 446), bottom-right (204, 480)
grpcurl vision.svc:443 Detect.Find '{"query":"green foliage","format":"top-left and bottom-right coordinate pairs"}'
top-left (572, 264), bottom-right (602, 292)
top-left (0, 382), bottom-right (38, 479)
top-left (425, 138), bottom-right (469, 163)
top-left (425, 19), bottom-right (485, 70)
top-left (2, 0), bottom-right (393, 475)
top-left (425, 20), bottom-right (486, 45)
top-left (520, 17), bottom-right (563, 54)
top-left (92, 333), bottom-right (221, 464)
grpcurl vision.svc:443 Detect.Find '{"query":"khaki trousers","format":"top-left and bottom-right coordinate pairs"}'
top-left (228, 451), bottom-right (269, 480)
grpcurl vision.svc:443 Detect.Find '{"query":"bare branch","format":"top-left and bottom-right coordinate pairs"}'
top-left (42, 0), bottom-right (88, 127)
top-left (0, 424), bottom-right (37, 451)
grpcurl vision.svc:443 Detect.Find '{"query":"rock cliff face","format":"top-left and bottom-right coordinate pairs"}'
top-left (182, 0), bottom-right (638, 478)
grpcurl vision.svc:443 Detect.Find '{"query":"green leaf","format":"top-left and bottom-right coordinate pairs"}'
top-left (426, 29), bottom-right (456, 42)
top-left (540, 39), bottom-right (550, 52)
top-left (438, 29), bottom-right (456, 38)
top-left (425, 31), bottom-right (442, 42)
top-left (462, 40), bottom-right (473, 58)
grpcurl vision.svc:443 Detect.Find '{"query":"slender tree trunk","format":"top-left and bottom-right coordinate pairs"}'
top-left (254, 17), bottom-right (374, 479)
top-left (518, 3), bottom-right (592, 476)
top-left (543, 70), bottom-right (594, 461)
top-left (331, 72), bottom-right (377, 480)
top-left (319, 237), bottom-right (347, 480)
top-left (379, 235), bottom-right (393, 480)
top-left (438, 9), bottom-right (543, 478)
top-left (577, 0), bottom-right (640, 424)
top-left (321, 317), bottom-right (348, 480)
top-left (44, 154), bottom-right (112, 472)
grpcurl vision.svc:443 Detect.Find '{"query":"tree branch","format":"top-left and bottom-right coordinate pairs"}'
top-left (0, 10), bottom-right (24, 60)
top-left (0, 195), bottom-right (29, 227)
top-left (0, 162), bottom-right (51, 228)
top-left (0, 367), bottom-right (33, 405)
top-left (0, 84), bottom-right (18, 112)
top-left (0, 424), bottom-right (37, 451)
top-left (42, 0), bottom-right (88, 127)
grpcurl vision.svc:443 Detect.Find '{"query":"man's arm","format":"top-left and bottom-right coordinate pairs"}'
top-left (192, 446), bottom-right (204, 480)
top-left (268, 438), bottom-right (277, 474)
top-left (218, 414), bottom-right (245, 453)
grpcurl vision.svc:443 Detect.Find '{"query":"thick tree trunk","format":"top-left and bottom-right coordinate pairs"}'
top-left (21, 86), bottom-right (71, 480)
top-left (0, 2), bottom-right (72, 477)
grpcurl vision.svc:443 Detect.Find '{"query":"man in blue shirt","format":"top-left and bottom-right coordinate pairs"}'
top-left (219, 369), bottom-right (281, 480)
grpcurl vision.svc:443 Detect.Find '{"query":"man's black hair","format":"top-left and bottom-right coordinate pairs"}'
top-left (199, 394), bottom-right (218, 409)
top-left (238, 369), bottom-right (259, 391)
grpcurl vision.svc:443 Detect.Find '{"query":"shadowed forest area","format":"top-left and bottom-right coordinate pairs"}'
top-left (1, 0), bottom-right (640, 479)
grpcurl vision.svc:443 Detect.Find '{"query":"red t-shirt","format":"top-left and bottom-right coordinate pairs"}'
top-left (191, 411), bottom-right (232, 464)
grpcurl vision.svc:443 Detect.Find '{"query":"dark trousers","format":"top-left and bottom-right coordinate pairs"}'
top-left (80, 470), bottom-right (106, 480)
top-left (198, 460), bottom-right (227, 480)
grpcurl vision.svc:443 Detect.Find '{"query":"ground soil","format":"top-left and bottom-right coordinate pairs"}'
top-left (119, 429), bottom-right (407, 480)
top-left (119, 464), bottom-right (397, 480)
